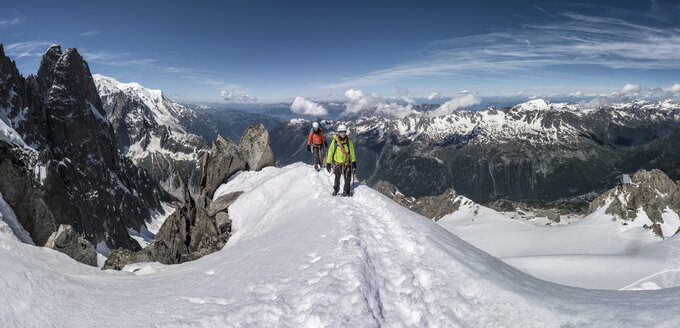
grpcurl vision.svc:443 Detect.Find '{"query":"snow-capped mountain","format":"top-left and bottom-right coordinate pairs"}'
top-left (0, 44), bottom-right (166, 250)
top-left (2, 163), bottom-right (680, 326)
top-left (271, 100), bottom-right (680, 200)
top-left (94, 74), bottom-right (209, 198)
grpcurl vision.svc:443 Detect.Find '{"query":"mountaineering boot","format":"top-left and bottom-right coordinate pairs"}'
top-left (332, 190), bottom-right (339, 196)
top-left (341, 191), bottom-right (350, 197)
top-left (314, 164), bottom-right (319, 171)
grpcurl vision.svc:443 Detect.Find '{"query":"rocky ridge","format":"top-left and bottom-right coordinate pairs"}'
top-left (588, 169), bottom-right (680, 238)
top-left (372, 180), bottom-right (473, 221)
top-left (103, 124), bottom-right (275, 270)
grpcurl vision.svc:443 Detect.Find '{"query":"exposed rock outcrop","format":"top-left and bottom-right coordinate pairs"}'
top-left (373, 180), bottom-right (467, 221)
top-left (200, 136), bottom-right (246, 199)
top-left (0, 144), bottom-right (55, 245)
top-left (44, 224), bottom-right (97, 266)
top-left (103, 126), bottom-right (273, 270)
top-left (589, 169), bottom-right (680, 238)
top-left (238, 124), bottom-right (275, 172)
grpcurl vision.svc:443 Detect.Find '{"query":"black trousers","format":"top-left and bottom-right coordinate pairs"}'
top-left (333, 165), bottom-right (352, 194)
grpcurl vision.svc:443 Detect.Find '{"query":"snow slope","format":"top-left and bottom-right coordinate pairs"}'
top-left (438, 200), bottom-right (680, 290)
top-left (1, 163), bottom-right (680, 327)
top-left (0, 192), bottom-right (33, 245)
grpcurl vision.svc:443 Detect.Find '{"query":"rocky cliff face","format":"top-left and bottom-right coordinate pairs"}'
top-left (104, 124), bottom-right (275, 270)
top-left (271, 101), bottom-right (680, 201)
top-left (589, 169), bottom-right (680, 238)
top-left (0, 44), bottom-right (167, 250)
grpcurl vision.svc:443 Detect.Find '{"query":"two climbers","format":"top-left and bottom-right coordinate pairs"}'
top-left (326, 124), bottom-right (356, 197)
top-left (307, 122), bottom-right (357, 196)
top-left (307, 121), bottom-right (328, 171)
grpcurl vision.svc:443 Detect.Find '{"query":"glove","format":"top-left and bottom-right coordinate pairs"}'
top-left (352, 162), bottom-right (356, 173)
top-left (324, 141), bottom-right (328, 148)
top-left (307, 145), bottom-right (311, 152)
top-left (326, 164), bottom-right (331, 173)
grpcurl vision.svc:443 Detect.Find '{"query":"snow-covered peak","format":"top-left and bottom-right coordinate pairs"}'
top-left (93, 74), bottom-right (191, 133)
top-left (94, 74), bottom-right (164, 101)
top-left (512, 99), bottom-right (582, 112)
top-left (514, 99), bottom-right (551, 111)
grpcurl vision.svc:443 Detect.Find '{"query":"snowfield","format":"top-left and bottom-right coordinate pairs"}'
top-left (2, 163), bottom-right (680, 327)
top-left (438, 199), bottom-right (680, 290)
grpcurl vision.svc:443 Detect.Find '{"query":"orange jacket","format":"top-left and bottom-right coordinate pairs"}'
top-left (307, 127), bottom-right (326, 145)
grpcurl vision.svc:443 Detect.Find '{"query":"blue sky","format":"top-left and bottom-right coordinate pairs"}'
top-left (2, 0), bottom-right (680, 103)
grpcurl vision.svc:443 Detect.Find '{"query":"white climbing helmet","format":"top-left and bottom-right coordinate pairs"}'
top-left (312, 121), bottom-right (319, 129)
top-left (337, 124), bottom-right (347, 132)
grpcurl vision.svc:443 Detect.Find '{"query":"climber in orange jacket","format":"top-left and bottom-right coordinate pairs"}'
top-left (307, 121), bottom-right (328, 171)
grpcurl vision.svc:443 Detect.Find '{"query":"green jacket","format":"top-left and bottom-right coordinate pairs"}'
top-left (327, 134), bottom-right (356, 164)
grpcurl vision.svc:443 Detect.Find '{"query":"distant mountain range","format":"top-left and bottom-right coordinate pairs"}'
top-left (271, 99), bottom-right (680, 201)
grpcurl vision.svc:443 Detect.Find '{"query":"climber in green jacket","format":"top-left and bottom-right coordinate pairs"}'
top-left (326, 124), bottom-right (356, 196)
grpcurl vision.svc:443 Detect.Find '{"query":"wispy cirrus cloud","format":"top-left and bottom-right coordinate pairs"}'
top-left (3, 41), bottom-right (54, 60)
top-left (79, 30), bottom-right (102, 37)
top-left (81, 50), bottom-right (241, 90)
top-left (0, 16), bottom-right (24, 28)
top-left (322, 7), bottom-right (680, 89)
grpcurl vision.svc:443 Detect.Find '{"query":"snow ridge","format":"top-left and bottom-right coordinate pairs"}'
top-left (1, 164), bottom-right (680, 326)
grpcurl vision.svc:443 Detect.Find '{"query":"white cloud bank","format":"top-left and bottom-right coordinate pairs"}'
top-left (340, 88), bottom-right (481, 118)
top-left (221, 90), bottom-right (257, 102)
top-left (429, 94), bottom-right (482, 116)
top-left (342, 89), bottom-right (418, 118)
top-left (220, 90), bottom-right (233, 101)
top-left (428, 92), bottom-right (441, 100)
top-left (290, 97), bottom-right (328, 116)
top-left (621, 83), bottom-right (641, 95)
top-left (238, 92), bottom-right (257, 102)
